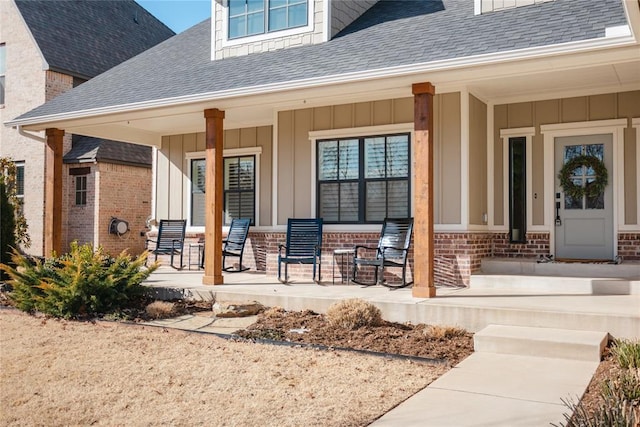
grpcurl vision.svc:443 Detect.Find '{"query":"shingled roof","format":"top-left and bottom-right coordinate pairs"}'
top-left (15, 0), bottom-right (175, 79)
top-left (63, 137), bottom-right (152, 167)
top-left (11, 0), bottom-right (629, 123)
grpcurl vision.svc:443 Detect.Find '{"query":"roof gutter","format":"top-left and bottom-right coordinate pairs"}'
top-left (16, 125), bottom-right (46, 143)
top-left (6, 33), bottom-right (638, 129)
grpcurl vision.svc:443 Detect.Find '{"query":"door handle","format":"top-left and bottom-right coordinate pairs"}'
top-left (555, 201), bottom-right (562, 226)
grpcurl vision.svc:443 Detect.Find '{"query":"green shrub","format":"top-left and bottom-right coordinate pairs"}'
top-left (326, 298), bottom-right (382, 330)
top-left (0, 242), bottom-right (158, 319)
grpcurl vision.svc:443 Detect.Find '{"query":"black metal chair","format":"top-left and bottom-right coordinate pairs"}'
top-left (278, 218), bottom-right (323, 283)
top-left (222, 218), bottom-right (251, 272)
top-left (146, 219), bottom-right (186, 269)
top-left (352, 218), bottom-right (414, 288)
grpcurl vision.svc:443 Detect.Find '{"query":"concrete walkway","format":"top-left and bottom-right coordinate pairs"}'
top-left (142, 267), bottom-right (638, 426)
top-left (372, 352), bottom-right (599, 426)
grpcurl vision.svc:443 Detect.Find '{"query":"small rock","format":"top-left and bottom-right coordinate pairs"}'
top-left (212, 301), bottom-right (264, 318)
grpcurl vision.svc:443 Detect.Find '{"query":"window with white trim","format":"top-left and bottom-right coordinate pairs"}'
top-left (75, 176), bottom-right (87, 206)
top-left (190, 155), bottom-right (256, 226)
top-left (317, 133), bottom-right (411, 223)
top-left (228, 0), bottom-right (308, 39)
top-left (15, 162), bottom-right (24, 214)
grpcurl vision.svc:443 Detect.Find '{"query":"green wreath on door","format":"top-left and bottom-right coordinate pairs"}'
top-left (558, 155), bottom-right (608, 200)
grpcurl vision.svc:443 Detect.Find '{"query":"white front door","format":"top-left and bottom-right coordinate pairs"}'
top-left (554, 134), bottom-right (613, 260)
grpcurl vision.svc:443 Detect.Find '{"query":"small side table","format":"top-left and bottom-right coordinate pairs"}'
top-left (333, 248), bottom-right (355, 285)
top-left (188, 240), bottom-right (204, 270)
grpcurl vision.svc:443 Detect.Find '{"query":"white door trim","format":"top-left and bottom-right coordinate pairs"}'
top-left (631, 117), bottom-right (640, 230)
top-left (540, 118), bottom-right (627, 258)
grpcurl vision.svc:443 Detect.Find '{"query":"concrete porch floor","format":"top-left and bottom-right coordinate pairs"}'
top-left (144, 267), bottom-right (640, 340)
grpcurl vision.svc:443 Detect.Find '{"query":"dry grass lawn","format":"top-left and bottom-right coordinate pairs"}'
top-left (0, 309), bottom-right (448, 426)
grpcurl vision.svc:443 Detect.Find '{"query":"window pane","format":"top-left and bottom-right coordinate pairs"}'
top-left (386, 135), bottom-right (409, 178)
top-left (247, 0), bottom-right (264, 13)
top-left (340, 182), bottom-right (359, 222)
top-left (339, 139), bottom-right (358, 180)
top-left (585, 178), bottom-right (604, 209)
top-left (365, 137), bottom-right (386, 178)
top-left (585, 144), bottom-right (604, 175)
top-left (366, 181), bottom-right (386, 222)
top-left (247, 11), bottom-right (265, 35)
top-left (268, 7), bottom-right (286, 31)
top-left (288, 3), bottom-right (307, 27)
top-left (565, 178), bottom-right (583, 210)
top-left (225, 193), bottom-right (240, 224)
top-left (229, 16), bottom-right (246, 38)
top-left (229, 0), bottom-right (247, 15)
top-left (0, 44), bottom-right (5, 74)
top-left (238, 156), bottom-right (254, 190)
top-left (16, 165), bottom-right (24, 196)
top-left (318, 183), bottom-right (339, 222)
top-left (387, 181), bottom-right (408, 218)
top-left (191, 159), bottom-right (206, 226)
top-left (0, 76), bottom-right (4, 105)
top-left (318, 141), bottom-right (338, 180)
top-left (225, 158), bottom-right (239, 190)
top-left (509, 138), bottom-right (526, 242)
top-left (240, 191), bottom-right (255, 220)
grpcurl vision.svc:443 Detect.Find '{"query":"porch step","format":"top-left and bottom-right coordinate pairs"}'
top-left (480, 258), bottom-right (640, 278)
top-left (474, 325), bottom-right (608, 362)
top-left (470, 274), bottom-right (640, 295)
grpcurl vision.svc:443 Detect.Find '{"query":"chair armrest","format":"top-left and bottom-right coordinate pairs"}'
top-left (278, 244), bottom-right (287, 255)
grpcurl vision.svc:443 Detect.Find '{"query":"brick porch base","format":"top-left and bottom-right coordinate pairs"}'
top-left (148, 231), bottom-right (638, 287)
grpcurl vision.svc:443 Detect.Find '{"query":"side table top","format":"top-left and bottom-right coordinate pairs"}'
top-left (333, 248), bottom-right (355, 254)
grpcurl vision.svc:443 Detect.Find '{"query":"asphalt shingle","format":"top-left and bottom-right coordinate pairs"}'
top-left (63, 137), bottom-right (152, 167)
top-left (11, 0), bottom-right (628, 123)
top-left (15, 0), bottom-right (175, 79)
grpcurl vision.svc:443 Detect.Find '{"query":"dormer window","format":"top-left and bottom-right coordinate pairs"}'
top-left (228, 0), bottom-right (308, 39)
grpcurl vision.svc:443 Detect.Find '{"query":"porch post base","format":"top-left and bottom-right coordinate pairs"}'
top-left (202, 275), bottom-right (224, 285)
top-left (412, 286), bottom-right (436, 298)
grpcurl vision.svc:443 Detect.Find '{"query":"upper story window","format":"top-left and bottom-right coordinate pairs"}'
top-left (228, 0), bottom-right (308, 39)
top-left (317, 133), bottom-right (411, 224)
top-left (0, 44), bottom-right (6, 106)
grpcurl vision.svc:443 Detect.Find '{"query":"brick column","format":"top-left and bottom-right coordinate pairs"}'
top-left (202, 109), bottom-right (225, 285)
top-left (412, 83), bottom-right (436, 298)
top-left (44, 128), bottom-right (64, 256)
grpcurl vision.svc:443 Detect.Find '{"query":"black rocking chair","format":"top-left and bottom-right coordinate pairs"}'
top-left (146, 219), bottom-right (187, 269)
top-left (222, 218), bottom-right (251, 272)
top-left (352, 218), bottom-right (414, 288)
top-left (278, 218), bottom-right (323, 283)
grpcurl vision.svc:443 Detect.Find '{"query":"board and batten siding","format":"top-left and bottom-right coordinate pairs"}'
top-left (277, 94), bottom-right (462, 225)
top-left (469, 94), bottom-right (488, 226)
top-left (493, 90), bottom-right (640, 227)
top-left (155, 126), bottom-right (273, 227)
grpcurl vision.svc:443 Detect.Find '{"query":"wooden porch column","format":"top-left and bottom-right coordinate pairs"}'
top-left (44, 128), bottom-right (64, 256)
top-left (202, 109), bottom-right (225, 285)
top-left (411, 83), bottom-right (436, 298)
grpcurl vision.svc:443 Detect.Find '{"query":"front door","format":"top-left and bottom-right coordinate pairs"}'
top-left (554, 134), bottom-right (613, 260)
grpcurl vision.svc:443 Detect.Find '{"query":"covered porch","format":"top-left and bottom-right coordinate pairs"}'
top-left (143, 260), bottom-right (640, 340)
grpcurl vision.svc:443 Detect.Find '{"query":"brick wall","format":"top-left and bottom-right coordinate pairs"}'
top-left (63, 166), bottom-right (96, 251)
top-left (618, 233), bottom-right (640, 261)
top-left (151, 230), bottom-right (638, 285)
top-left (95, 162), bottom-right (152, 256)
top-left (0, 1), bottom-right (48, 255)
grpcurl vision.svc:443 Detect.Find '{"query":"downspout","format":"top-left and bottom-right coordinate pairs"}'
top-left (16, 125), bottom-right (46, 143)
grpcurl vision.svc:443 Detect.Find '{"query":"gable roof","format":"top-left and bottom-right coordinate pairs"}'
top-left (9, 0), bottom-right (630, 124)
top-left (15, 0), bottom-right (175, 79)
top-left (63, 137), bottom-right (152, 167)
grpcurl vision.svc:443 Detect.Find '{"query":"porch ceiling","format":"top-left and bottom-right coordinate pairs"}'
top-left (24, 45), bottom-right (640, 146)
